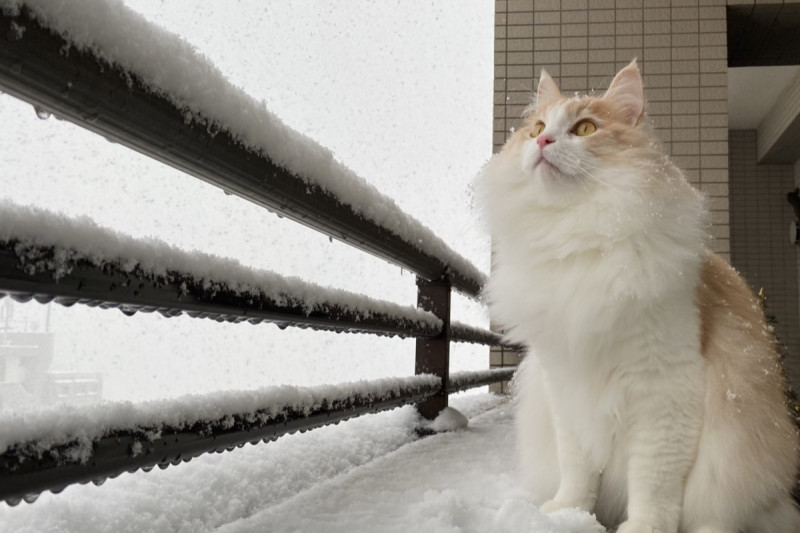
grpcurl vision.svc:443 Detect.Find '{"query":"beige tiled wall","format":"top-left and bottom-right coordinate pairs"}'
top-left (494, 0), bottom-right (730, 257)
top-left (729, 130), bottom-right (800, 386)
top-left (795, 159), bottom-right (800, 187)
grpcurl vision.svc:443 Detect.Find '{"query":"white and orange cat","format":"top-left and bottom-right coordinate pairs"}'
top-left (478, 60), bottom-right (800, 532)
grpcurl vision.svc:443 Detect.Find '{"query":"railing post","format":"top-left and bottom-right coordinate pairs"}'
top-left (415, 275), bottom-right (451, 420)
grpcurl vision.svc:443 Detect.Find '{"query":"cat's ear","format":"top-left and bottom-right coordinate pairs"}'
top-left (535, 69), bottom-right (562, 110)
top-left (604, 59), bottom-right (645, 126)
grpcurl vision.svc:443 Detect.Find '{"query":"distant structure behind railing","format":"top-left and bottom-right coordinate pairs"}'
top-left (0, 300), bottom-right (103, 412)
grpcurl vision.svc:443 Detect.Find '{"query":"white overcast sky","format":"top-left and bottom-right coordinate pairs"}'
top-left (0, 1), bottom-right (495, 402)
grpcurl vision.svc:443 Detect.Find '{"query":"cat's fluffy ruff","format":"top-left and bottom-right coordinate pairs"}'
top-left (478, 60), bottom-right (800, 532)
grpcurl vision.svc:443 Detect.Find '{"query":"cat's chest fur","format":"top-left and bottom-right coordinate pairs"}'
top-left (489, 199), bottom-right (703, 362)
top-left (488, 198), bottom-right (707, 467)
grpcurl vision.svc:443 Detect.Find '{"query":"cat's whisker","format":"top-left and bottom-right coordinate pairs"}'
top-left (571, 160), bottom-right (634, 194)
top-left (572, 165), bottom-right (624, 193)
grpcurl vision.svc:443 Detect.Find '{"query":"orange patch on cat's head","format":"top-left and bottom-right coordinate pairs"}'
top-left (519, 94), bottom-right (652, 165)
top-left (501, 60), bottom-right (656, 169)
top-left (575, 97), bottom-right (653, 165)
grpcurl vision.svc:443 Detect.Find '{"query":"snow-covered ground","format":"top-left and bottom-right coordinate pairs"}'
top-left (0, 393), bottom-right (604, 533)
top-left (218, 398), bottom-right (604, 533)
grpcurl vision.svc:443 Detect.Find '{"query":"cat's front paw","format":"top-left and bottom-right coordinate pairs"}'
top-left (539, 497), bottom-right (592, 514)
top-left (615, 520), bottom-right (661, 533)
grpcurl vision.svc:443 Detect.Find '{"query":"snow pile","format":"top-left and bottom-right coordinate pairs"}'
top-left (493, 502), bottom-right (607, 533)
top-left (426, 406), bottom-right (468, 432)
top-left (0, 199), bottom-right (442, 329)
top-left (1, 0), bottom-right (486, 288)
top-left (0, 394), bottom-right (605, 533)
top-left (0, 373), bottom-right (440, 463)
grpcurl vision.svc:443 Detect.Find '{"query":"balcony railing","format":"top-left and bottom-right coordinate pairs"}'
top-left (0, 4), bottom-right (520, 506)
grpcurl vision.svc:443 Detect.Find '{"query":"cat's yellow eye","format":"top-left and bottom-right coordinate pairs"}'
top-left (529, 122), bottom-right (545, 138)
top-left (573, 120), bottom-right (597, 136)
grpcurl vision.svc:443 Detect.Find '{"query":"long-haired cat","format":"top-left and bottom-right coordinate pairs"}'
top-left (477, 60), bottom-right (800, 532)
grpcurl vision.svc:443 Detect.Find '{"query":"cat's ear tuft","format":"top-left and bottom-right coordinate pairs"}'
top-left (535, 69), bottom-right (562, 110)
top-left (604, 59), bottom-right (645, 126)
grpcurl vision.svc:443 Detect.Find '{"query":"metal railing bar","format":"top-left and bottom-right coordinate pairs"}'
top-left (0, 242), bottom-right (441, 339)
top-left (0, 377), bottom-right (441, 505)
top-left (0, 7), bottom-right (485, 297)
top-left (0, 237), bottom-right (523, 348)
top-left (448, 368), bottom-right (517, 393)
top-left (449, 321), bottom-right (526, 350)
top-left (0, 368), bottom-right (513, 505)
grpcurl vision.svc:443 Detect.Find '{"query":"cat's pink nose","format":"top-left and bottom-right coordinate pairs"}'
top-left (537, 134), bottom-right (555, 149)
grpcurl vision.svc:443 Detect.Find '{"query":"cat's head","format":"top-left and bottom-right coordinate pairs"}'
top-left (478, 60), bottom-right (707, 273)
top-left (489, 60), bottom-right (666, 205)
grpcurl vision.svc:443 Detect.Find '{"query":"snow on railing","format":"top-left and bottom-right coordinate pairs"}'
top-left (448, 368), bottom-right (517, 393)
top-left (0, 375), bottom-right (443, 460)
top-left (0, 0), bottom-right (520, 507)
top-left (0, 371), bottom-right (517, 505)
top-left (0, 375), bottom-right (442, 505)
top-left (0, 200), bottom-right (507, 345)
top-left (0, 200), bottom-right (443, 338)
top-left (450, 321), bottom-right (524, 350)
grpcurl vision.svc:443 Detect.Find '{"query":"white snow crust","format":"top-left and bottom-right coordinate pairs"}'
top-left (0, 0), bottom-right (487, 290)
top-left (0, 199), bottom-right (442, 329)
top-left (0, 394), bottom-right (605, 533)
top-left (0, 372), bottom-right (440, 460)
top-left (427, 406), bottom-right (469, 432)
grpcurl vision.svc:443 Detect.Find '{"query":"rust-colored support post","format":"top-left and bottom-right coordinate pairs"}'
top-left (415, 276), bottom-right (451, 420)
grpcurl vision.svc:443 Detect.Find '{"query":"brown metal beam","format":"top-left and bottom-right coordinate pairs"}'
top-left (414, 276), bottom-right (452, 420)
top-left (0, 243), bottom-right (441, 339)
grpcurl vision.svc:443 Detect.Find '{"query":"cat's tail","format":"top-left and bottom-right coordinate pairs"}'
top-left (513, 354), bottom-right (560, 503)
